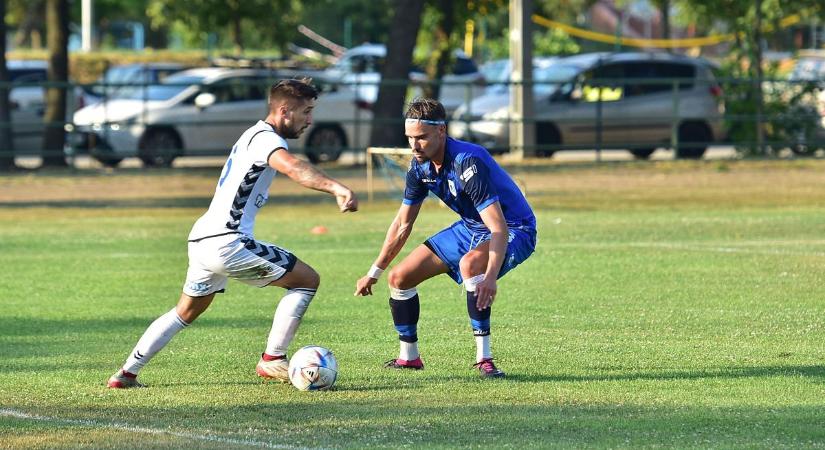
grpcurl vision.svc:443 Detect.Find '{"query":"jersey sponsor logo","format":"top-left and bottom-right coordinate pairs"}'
top-left (448, 179), bottom-right (457, 197)
top-left (460, 164), bottom-right (477, 182)
top-left (421, 178), bottom-right (437, 183)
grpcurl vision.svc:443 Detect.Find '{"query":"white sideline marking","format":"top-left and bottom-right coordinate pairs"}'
top-left (0, 408), bottom-right (317, 450)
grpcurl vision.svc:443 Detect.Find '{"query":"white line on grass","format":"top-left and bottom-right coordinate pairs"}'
top-left (0, 408), bottom-right (320, 450)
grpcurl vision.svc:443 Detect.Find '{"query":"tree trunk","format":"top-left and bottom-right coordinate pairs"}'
top-left (42, 0), bottom-right (68, 167)
top-left (660, 0), bottom-right (670, 43)
top-left (427, 0), bottom-right (456, 100)
top-left (368, 0), bottom-right (424, 148)
top-left (0, 0), bottom-right (15, 170)
top-left (231, 14), bottom-right (243, 55)
top-left (13, 0), bottom-right (45, 49)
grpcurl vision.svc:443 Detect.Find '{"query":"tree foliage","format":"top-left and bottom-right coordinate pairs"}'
top-left (146, 0), bottom-right (302, 54)
top-left (681, 0), bottom-right (824, 155)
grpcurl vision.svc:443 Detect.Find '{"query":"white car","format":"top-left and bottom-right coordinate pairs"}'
top-left (71, 67), bottom-right (372, 166)
top-left (321, 43), bottom-right (485, 114)
top-left (7, 60), bottom-right (81, 155)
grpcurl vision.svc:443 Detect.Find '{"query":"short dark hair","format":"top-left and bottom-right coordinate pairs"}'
top-left (268, 78), bottom-right (318, 108)
top-left (404, 97), bottom-right (446, 122)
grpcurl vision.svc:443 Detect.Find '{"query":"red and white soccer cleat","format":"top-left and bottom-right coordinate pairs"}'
top-left (256, 354), bottom-right (290, 382)
top-left (473, 358), bottom-right (505, 379)
top-left (383, 357), bottom-right (424, 370)
top-left (107, 369), bottom-right (146, 389)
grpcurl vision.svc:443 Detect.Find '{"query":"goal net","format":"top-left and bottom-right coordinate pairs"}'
top-left (366, 147), bottom-right (412, 201)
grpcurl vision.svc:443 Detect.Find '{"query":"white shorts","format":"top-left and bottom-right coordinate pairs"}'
top-left (182, 233), bottom-right (297, 297)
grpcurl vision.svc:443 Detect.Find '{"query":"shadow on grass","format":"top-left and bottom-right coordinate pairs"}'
top-left (504, 365), bottom-right (825, 383)
top-left (6, 401), bottom-right (825, 448)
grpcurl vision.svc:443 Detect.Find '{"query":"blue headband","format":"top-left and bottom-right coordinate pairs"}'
top-left (405, 118), bottom-right (446, 126)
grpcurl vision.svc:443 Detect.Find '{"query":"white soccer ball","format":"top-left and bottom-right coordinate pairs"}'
top-left (288, 345), bottom-right (338, 391)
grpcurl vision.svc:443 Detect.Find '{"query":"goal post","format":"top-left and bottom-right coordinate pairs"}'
top-left (366, 147), bottom-right (412, 202)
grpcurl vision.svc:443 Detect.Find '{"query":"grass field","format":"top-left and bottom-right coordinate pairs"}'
top-left (1, 159), bottom-right (825, 449)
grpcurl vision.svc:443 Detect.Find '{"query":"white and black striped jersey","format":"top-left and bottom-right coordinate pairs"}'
top-left (188, 120), bottom-right (287, 241)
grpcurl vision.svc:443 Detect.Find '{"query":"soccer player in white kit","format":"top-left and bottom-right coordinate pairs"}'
top-left (108, 78), bottom-right (358, 388)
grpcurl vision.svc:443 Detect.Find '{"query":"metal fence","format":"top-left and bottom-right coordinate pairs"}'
top-left (0, 75), bottom-right (823, 167)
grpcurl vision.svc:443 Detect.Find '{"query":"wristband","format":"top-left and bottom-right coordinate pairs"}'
top-left (367, 264), bottom-right (384, 279)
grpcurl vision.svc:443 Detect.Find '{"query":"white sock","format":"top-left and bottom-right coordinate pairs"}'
top-left (399, 341), bottom-right (420, 361)
top-left (476, 335), bottom-right (492, 362)
top-left (265, 288), bottom-right (315, 356)
top-left (122, 308), bottom-right (189, 374)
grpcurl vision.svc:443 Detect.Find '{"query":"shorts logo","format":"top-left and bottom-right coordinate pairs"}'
top-left (255, 194), bottom-right (266, 208)
top-left (187, 282), bottom-right (210, 294)
top-left (448, 179), bottom-right (457, 197)
top-left (460, 164), bottom-right (477, 182)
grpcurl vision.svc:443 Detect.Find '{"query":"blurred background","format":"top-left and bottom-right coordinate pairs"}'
top-left (0, 0), bottom-right (823, 170)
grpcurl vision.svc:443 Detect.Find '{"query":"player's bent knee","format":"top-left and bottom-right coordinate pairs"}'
top-left (459, 252), bottom-right (487, 277)
top-left (387, 267), bottom-right (415, 290)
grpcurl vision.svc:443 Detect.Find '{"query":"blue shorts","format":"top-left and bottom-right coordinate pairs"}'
top-left (425, 221), bottom-right (537, 284)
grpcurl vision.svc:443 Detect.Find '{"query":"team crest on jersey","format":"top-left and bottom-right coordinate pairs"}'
top-left (459, 164), bottom-right (477, 182)
top-left (448, 179), bottom-right (457, 197)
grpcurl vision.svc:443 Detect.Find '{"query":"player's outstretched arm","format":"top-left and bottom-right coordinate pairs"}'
top-left (354, 202), bottom-right (422, 296)
top-left (268, 148), bottom-right (358, 212)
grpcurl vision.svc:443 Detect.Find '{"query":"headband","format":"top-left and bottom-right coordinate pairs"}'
top-left (405, 118), bottom-right (446, 126)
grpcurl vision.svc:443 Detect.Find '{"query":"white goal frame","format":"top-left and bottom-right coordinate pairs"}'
top-left (366, 147), bottom-right (412, 202)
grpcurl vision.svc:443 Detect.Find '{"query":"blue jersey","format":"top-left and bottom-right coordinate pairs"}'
top-left (403, 137), bottom-right (536, 233)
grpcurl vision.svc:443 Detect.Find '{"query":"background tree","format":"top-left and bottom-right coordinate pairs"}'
top-left (147, 0), bottom-right (301, 54)
top-left (297, 0), bottom-right (394, 51)
top-left (681, 0), bottom-right (824, 155)
top-left (369, 0), bottom-right (424, 148)
top-left (0, 0), bottom-right (14, 170)
top-left (42, 0), bottom-right (68, 167)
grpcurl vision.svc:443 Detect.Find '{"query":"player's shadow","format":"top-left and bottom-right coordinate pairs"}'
top-left (503, 364), bottom-right (825, 383)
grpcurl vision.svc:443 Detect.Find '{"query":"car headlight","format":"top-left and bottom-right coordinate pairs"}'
top-left (482, 108), bottom-right (510, 121)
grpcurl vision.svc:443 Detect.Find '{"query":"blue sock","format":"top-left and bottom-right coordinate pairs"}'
top-left (389, 294), bottom-right (420, 343)
top-left (466, 291), bottom-right (491, 336)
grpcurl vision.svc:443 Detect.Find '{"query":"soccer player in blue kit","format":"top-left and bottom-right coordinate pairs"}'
top-left (355, 98), bottom-right (537, 378)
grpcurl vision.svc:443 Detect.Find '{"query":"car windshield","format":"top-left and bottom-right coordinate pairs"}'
top-left (534, 64), bottom-right (579, 86)
top-left (118, 75), bottom-right (205, 101)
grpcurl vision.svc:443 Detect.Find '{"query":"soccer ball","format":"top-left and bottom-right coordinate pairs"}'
top-left (288, 345), bottom-right (338, 391)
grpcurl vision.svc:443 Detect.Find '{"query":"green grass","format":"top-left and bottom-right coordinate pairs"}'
top-left (2, 161), bottom-right (825, 448)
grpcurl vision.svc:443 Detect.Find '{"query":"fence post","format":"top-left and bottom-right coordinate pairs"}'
top-left (671, 79), bottom-right (679, 157)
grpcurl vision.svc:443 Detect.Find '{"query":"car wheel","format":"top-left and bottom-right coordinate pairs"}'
top-left (139, 129), bottom-right (182, 167)
top-left (90, 146), bottom-right (123, 168)
top-left (629, 148), bottom-right (655, 160)
top-left (92, 153), bottom-right (123, 168)
top-left (305, 125), bottom-right (345, 163)
top-left (676, 123), bottom-right (710, 159)
top-left (535, 122), bottom-right (559, 158)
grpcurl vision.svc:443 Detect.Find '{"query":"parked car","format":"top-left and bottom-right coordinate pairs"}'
top-left (320, 43), bottom-right (485, 114)
top-left (71, 67), bottom-right (371, 167)
top-left (450, 52), bottom-right (725, 159)
top-left (788, 50), bottom-right (825, 151)
top-left (7, 60), bottom-right (81, 154)
top-left (81, 62), bottom-right (188, 105)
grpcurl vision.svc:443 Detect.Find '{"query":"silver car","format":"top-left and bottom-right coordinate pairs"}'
top-left (450, 52), bottom-right (725, 159)
top-left (71, 67), bottom-right (371, 167)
